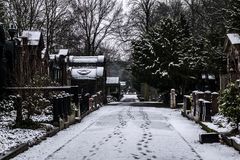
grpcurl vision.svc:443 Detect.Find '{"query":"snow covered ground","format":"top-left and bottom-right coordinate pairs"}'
top-left (0, 97), bottom-right (53, 156)
top-left (0, 128), bottom-right (46, 155)
top-left (12, 104), bottom-right (239, 160)
top-left (120, 94), bottom-right (139, 102)
top-left (0, 112), bottom-right (54, 156)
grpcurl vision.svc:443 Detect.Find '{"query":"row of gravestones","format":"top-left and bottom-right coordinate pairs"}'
top-left (52, 91), bottom-right (104, 126)
top-left (183, 91), bottom-right (219, 122)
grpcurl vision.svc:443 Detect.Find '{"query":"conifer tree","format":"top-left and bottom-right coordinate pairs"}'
top-left (226, 0), bottom-right (240, 33)
top-left (0, 1), bottom-right (5, 23)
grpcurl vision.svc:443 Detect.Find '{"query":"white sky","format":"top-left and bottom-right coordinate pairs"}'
top-left (114, 0), bottom-right (168, 60)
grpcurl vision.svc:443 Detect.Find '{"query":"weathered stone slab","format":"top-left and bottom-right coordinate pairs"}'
top-left (199, 133), bottom-right (219, 144)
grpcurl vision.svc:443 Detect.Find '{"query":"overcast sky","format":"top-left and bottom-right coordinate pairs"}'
top-left (114, 0), bottom-right (169, 60)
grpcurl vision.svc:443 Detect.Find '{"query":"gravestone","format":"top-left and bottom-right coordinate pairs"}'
top-left (202, 101), bottom-right (212, 122)
top-left (196, 99), bottom-right (204, 121)
top-left (211, 92), bottom-right (219, 115)
top-left (195, 91), bottom-right (204, 120)
top-left (183, 95), bottom-right (191, 115)
top-left (192, 91), bottom-right (198, 116)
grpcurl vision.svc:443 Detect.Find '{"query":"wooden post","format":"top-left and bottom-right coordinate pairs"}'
top-left (15, 95), bottom-right (23, 123)
top-left (144, 83), bottom-right (149, 101)
top-left (52, 96), bottom-right (59, 125)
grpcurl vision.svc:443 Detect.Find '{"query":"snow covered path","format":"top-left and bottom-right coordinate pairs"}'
top-left (12, 104), bottom-right (239, 160)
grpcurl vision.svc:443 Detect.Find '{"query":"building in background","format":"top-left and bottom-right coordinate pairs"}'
top-left (49, 49), bottom-right (69, 85)
top-left (106, 77), bottom-right (120, 100)
top-left (68, 55), bottom-right (106, 95)
top-left (221, 33), bottom-right (240, 89)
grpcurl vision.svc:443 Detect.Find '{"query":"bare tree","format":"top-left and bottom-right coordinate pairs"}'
top-left (98, 43), bottom-right (121, 62)
top-left (0, 1), bottom-right (5, 23)
top-left (4, 0), bottom-right (44, 33)
top-left (169, 0), bottom-right (184, 19)
top-left (43, 0), bottom-right (71, 54)
top-left (71, 0), bottom-right (122, 56)
top-left (128, 0), bottom-right (157, 34)
top-left (183, 0), bottom-right (228, 45)
top-left (111, 0), bottom-right (158, 50)
top-left (3, 0), bottom-right (72, 54)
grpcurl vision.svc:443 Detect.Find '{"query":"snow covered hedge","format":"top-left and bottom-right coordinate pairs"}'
top-left (218, 83), bottom-right (240, 131)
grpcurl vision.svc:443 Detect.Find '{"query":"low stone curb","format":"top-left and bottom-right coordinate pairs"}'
top-left (220, 134), bottom-right (240, 152)
top-left (81, 107), bottom-right (100, 119)
top-left (46, 127), bottom-right (59, 137)
top-left (221, 134), bottom-right (233, 146)
top-left (232, 139), bottom-right (240, 151)
top-left (0, 144), bottom-right (28, 160)
top-left (0, 127), bottom-right (60, 160)
top-left (199, 122), bottom-right (240, 152)
top-left (181, 111), bottom-right (240, 152)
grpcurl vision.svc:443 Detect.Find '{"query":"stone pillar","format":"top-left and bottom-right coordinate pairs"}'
top-left (204, 90), bottom-right (212, 101)
top-left (79, 94), bottom-right (83, 115)
top-left (211, 92), bottom-right (219, 115)
top-left (192, 91), bottom-right (198, 116)
top-left (183, 95), bottom-right (191, 115)
top-left (170, 89), bottom-right (176, 109)
top-left (62, 96), bottom-right (68, 121)
top-left (195, 91), bottom-right (204, 120)
top-left (97, 92), bottom-right (101, 107)
top-left (15, 95), bottom-right (23, 124)
top-left (58, 96), bottom-right (64, 120)
top-left (89, 97), bottom-right (93, 110)
top-left (202, 101), bottom-right (212, 122)
top-left (92, 95), bottom-right (97, 108)
top-left (66, 95), bottom-right (71, 115)
top-left (71, 86), bottom-right (79, 107)
top-left (99, 91), bottom-right (104, 106)
top-left (196, 99), bottom-right (204, 121)
top-left (52, 96), bottom-right (59, 125)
